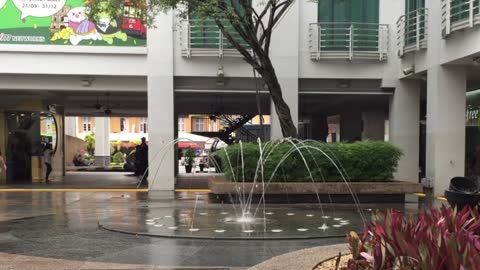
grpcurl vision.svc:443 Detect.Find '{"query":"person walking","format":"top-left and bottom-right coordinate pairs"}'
top-left (0, 147), bottom-right (6, 174)
top-left (43, 143), bottom-right (54, 183)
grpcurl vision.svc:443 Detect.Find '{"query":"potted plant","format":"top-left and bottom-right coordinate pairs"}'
top-left (184, 148), bottom-right (196, 173)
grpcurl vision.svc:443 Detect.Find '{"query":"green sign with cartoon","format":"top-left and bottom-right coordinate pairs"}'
top-left (0, 0), bottom-right (147, 46)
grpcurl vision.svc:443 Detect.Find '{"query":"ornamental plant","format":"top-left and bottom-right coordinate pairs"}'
top-left (217, 141), bottom-right (402, 182)
top-left (343, 206), bottom-right (480, 270)
top-left (184, 148), bottom-right (196, 166)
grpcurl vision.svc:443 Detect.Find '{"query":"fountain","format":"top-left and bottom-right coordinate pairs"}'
top-left (99, 138), bottom-right (368, 239)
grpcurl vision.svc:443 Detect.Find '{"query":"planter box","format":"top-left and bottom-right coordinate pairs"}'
top-left (208, 176), bottom-right (423, 203)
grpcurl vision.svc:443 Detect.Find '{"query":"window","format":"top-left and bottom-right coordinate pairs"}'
top-left (318, 0), bottom-right (379, 24)
top-left (405, 0), bottom-right (426, 45)
top-left (450, 0), bottom-right (479, 23)
top-left (46, 117), bottom-right (54, 132)
top-left (194, 118), bottom-right (205, 132)
top-left (120, 118), bottom-right (129, 132)
top-left (83, 117), bottom-right (92, 132)
top-left (178, 117), bottom-right (186, 132)
top-left (318, 0), bottom-right (379, 51)
top-left (140, 117), bottom-right (148, 133)
top-left (189, 1), bottom-right (250, 49)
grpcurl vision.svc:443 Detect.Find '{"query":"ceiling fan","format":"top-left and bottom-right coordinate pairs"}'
top-left (80, 93), bottom-right (118, 115)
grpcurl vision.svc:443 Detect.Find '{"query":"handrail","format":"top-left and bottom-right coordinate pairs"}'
top-left (180, 19), bottom-right (250, 58)
top-left (442, 0), bottom-right (480, 37)
top-left (309, 22), bottom-right (388, 61)
top-left (396, 8), bottom-right (428, 57)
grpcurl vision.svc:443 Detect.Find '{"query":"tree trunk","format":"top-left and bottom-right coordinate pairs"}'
top-left (258, 59), bottom-right (298, 138)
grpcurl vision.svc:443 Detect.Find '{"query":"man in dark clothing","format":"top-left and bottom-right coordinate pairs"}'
top-left (134, 145), bottom-right (141, 176)
top-left (137, 137), bottom-right (149, 186)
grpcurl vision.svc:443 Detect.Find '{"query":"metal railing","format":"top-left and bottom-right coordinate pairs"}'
top-left (309, 22), bottom-right (389, 61)
top-left (180, 19), bottom-right (250, 58)
top-left (397, 8), bottom-right (428, 57)
top-left (442, 0), bottom-right (480, 37)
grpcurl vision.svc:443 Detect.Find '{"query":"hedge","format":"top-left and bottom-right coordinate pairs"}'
top-left (216, 141), bottom-right (402, 182)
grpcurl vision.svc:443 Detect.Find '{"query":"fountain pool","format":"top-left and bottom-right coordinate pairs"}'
top-left (100, 206), bottom-right (365, 239)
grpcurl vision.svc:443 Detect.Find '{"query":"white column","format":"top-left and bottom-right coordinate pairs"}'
top-left (389, 80), bottom-right (420, 182)
top-left (362, 111), bottom-right (386, 141)
top-left (64, 116), bottom-right (77, 137)
top-left (269, 0), bottom-right (299, 140)
top-left (147, 11), bottom-right (175, 190)
top-left (94, 117), bottom-right (110, 167)
top-left (426, 66), bottom-right (466, 196)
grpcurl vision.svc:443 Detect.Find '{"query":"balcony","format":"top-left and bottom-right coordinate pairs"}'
top-left (442, 0), bottom-right (480, 37)
top-left (397, 8), bottom-right (428, 57)
top-left (309, 22), bottom-right (389, 61)
top-left (180, 19), bottom-right (250, 58)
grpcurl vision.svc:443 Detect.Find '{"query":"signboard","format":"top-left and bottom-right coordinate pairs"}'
top-left (467, 90), bottom-right (480, 126)
top-left (0, 0), bottom-right (147, 46)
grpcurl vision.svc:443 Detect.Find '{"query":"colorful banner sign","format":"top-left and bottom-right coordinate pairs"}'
top-left (0, 0), bottom-right (147, 46)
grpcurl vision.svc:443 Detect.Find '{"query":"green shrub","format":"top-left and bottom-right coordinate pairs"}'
top-left (217, 141), bottom-right (402, 182)
top-left (112, 152), bottom-right (125, 164)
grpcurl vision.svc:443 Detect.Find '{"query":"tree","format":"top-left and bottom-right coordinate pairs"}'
top-left (148, 0), bottom-right (298, 137)
top-left (85, 133), bottom-right (95, 155)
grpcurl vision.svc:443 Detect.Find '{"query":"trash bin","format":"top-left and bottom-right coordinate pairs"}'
top-left (445, 177), bottom-right (480, 209)
top-left (449, 177), bottom-right (479, 194)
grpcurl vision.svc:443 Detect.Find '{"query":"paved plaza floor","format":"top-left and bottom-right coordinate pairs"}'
top-left (0, 172), bottom-right (436, 269)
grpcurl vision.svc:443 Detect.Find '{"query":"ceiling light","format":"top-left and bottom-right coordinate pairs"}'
top-left (337, 80), bottom-right (351, 88)
top-left (217, 65), bottom-right (225, 86)
top-left (81, 76), bottom-right (94, 87)
top-left (403, 66), bottom-right (415, 76)
top-left (473, 56), bottom-right (480, 66)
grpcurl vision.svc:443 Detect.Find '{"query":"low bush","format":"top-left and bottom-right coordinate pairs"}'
top-left (217, 141), bottom-right (402, 182)
top-left (112, 152), bottom-right (125, 164)
top-left (343, 206), bottom-right (480, 270)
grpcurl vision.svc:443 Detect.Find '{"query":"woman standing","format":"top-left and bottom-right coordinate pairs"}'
top-left (43, 143), bottom-right (53, 183)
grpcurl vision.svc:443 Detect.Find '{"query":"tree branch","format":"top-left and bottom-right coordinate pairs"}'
top-left (259, 0), bottom-right (277, 55)
top-left (214, 18), bottom-right (260, 70)
top-left (272, 0), bottom-right (294, 26)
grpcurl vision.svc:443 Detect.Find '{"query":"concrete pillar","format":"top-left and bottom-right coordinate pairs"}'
top-left (311, 114), bottom-right (328, 142)
top-left (0, 112), bottom-right (6, 184)
top-left (147, 11), bottom-right (175, 190)
top-left (94, 117), bottom-right (110, 167)
top-left (270, 0), bottom-right (299, 140)
top-left (390, 80), bottom-right (420, 182)
top-left (426, 66), bottom-right (466, 196)
top-left (51, 113), bottom-right (65, 181)
top-left (362, 111), bottom-right (386, 141)
top-left (64, 116), bottom-right (76, 137)
top-left (340, 111), bottom-right (362, 142)
top-left (174, 113), bottom-right (179, 177)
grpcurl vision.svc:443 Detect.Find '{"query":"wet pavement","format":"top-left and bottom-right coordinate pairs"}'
top-left (0, 178), bottom-right (441, 269)
top-left (0, 191), bottom-right (347, 269)
top-left (0, 171), bottom-right (142, 189)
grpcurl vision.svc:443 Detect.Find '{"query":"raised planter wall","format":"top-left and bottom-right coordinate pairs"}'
top-left (208, 176), bottom-right (423, 204)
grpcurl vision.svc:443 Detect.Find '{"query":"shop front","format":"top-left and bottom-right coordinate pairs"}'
top-left (466, 89), bottom-right (480, 180)
top-left (0, 105), bottom-right (63, 185)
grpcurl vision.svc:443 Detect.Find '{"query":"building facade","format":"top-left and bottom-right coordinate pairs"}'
top-left (1, 0), bottom-right (480, 194)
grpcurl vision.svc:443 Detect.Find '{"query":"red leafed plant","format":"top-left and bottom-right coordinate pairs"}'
top-left (342, 206), bottom-right (480, 270)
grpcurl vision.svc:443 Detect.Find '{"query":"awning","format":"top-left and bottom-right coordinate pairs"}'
top-left (178, 142), bottom-right (202, 149)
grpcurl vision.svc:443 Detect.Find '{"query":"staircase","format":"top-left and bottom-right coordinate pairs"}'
top-left (219, 114), bottom-right (257, 144)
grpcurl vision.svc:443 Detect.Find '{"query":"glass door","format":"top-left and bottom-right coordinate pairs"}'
top-left (5, 112), bottom-right (57, 184)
